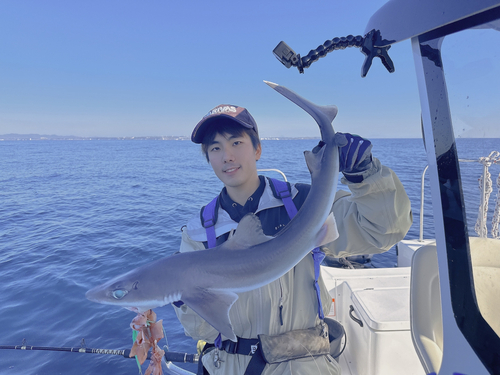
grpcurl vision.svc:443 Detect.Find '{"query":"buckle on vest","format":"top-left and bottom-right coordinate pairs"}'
top-left (277, 187), bottom-right (291, 199)
top-left (221, 339), bottom-right (238, 354)
top-left (203, 218), bottom-right (215, 228)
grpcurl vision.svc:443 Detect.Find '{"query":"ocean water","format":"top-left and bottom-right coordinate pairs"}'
top-left (1, 138), bottom-right (499, 374)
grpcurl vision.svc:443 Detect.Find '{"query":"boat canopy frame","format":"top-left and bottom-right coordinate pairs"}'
top-left (413, 33), bottom-right (500, 373)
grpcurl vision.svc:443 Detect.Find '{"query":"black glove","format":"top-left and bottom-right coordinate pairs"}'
top-left (335, 132), bottom-right (373, 182)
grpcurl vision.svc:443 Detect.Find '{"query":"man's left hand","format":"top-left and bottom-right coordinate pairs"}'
top-left (335, 132), bottom-right (373, 181)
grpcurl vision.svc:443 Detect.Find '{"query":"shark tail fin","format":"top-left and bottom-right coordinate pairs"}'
top-left (264, 80), bottom-right (338, 127)
top-left (315, 213), bottom-right (339, 247)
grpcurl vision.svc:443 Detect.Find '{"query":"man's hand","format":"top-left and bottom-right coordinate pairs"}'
top-left (335, 132), bottom-right (373, 182)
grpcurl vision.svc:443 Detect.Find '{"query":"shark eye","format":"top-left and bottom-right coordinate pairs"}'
top-left (112, 289), bottom-right (128, 300)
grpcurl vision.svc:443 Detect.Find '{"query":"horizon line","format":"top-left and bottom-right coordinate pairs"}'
top-left (1, 133), bottom-right (496, 141)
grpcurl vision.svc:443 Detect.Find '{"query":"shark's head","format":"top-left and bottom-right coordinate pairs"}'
top-left (85, 267), bottom-right (170, 313)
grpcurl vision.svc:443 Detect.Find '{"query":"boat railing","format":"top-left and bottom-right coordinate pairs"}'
top-left (419, 151), bottom-right (500, 241)
top-left (257, 168), bottom-right (288, 181)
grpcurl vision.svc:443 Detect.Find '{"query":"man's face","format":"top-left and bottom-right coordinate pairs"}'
top-left (207, 132), bottom-right (261, 191)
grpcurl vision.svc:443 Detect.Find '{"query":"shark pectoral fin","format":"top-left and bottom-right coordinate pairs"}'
top-left (182, 289), bottom-right (239, 342)
top-left (220, 213), bottom-right (272, 251)
top-left (315, 213), bottom-right (339, 247)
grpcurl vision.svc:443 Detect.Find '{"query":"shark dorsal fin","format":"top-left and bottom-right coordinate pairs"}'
top-left (220, 213), bottom-right (272, 251)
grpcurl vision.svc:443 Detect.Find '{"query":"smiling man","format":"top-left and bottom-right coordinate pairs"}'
top-left (203, 129), bottom-right (261, 206)
top-left (173, 104), bottom-right (412, 375)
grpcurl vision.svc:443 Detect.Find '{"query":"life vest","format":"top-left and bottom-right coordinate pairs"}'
top-left (198, 178), bottom-right (328, 375)
top-left (201, 177), bottom-right (325, 319)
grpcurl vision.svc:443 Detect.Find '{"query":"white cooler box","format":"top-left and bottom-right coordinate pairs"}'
top-left (343, 286), bottom-right (424, 375)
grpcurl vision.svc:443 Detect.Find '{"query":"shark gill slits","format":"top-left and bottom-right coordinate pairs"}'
top-left (112, 289), bottom-right (128, 299)
top-left (132, 281), bottom-right (139, 290)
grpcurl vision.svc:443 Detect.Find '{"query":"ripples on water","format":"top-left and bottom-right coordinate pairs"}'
top-left (1, 138), bottom-right (499, 374)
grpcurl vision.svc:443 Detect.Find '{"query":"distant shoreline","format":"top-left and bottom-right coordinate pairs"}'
top-left (0, 134), bottom-right (323, 141)
top-left (0, 134), bottom-right (190, 141)
top-left (1, 134), bottom-right (495, 141)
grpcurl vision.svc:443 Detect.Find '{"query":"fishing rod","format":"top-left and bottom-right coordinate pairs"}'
top-left (0, 338), bottom-right (199, 364)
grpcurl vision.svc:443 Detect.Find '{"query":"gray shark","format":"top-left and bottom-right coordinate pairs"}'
top-left (86, 81), bottom-right (340, 342)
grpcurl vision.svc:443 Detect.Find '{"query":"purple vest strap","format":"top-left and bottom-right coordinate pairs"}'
top-left (202, 197), bottom-right (218, 249)
top-left (311, 249), bottom-right (326, 319)
top-left (272, 179), bottom-right (298, 218)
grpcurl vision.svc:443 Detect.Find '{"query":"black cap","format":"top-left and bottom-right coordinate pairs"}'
top-left (191, 104), bottom-right (258, 144)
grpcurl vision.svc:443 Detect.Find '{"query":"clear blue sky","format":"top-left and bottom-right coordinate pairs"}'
top-left (1, 1), bottom-right (499, 138)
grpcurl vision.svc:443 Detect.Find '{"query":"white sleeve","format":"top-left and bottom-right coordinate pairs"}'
top-left (324, 158), bottom-right (413, 257)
